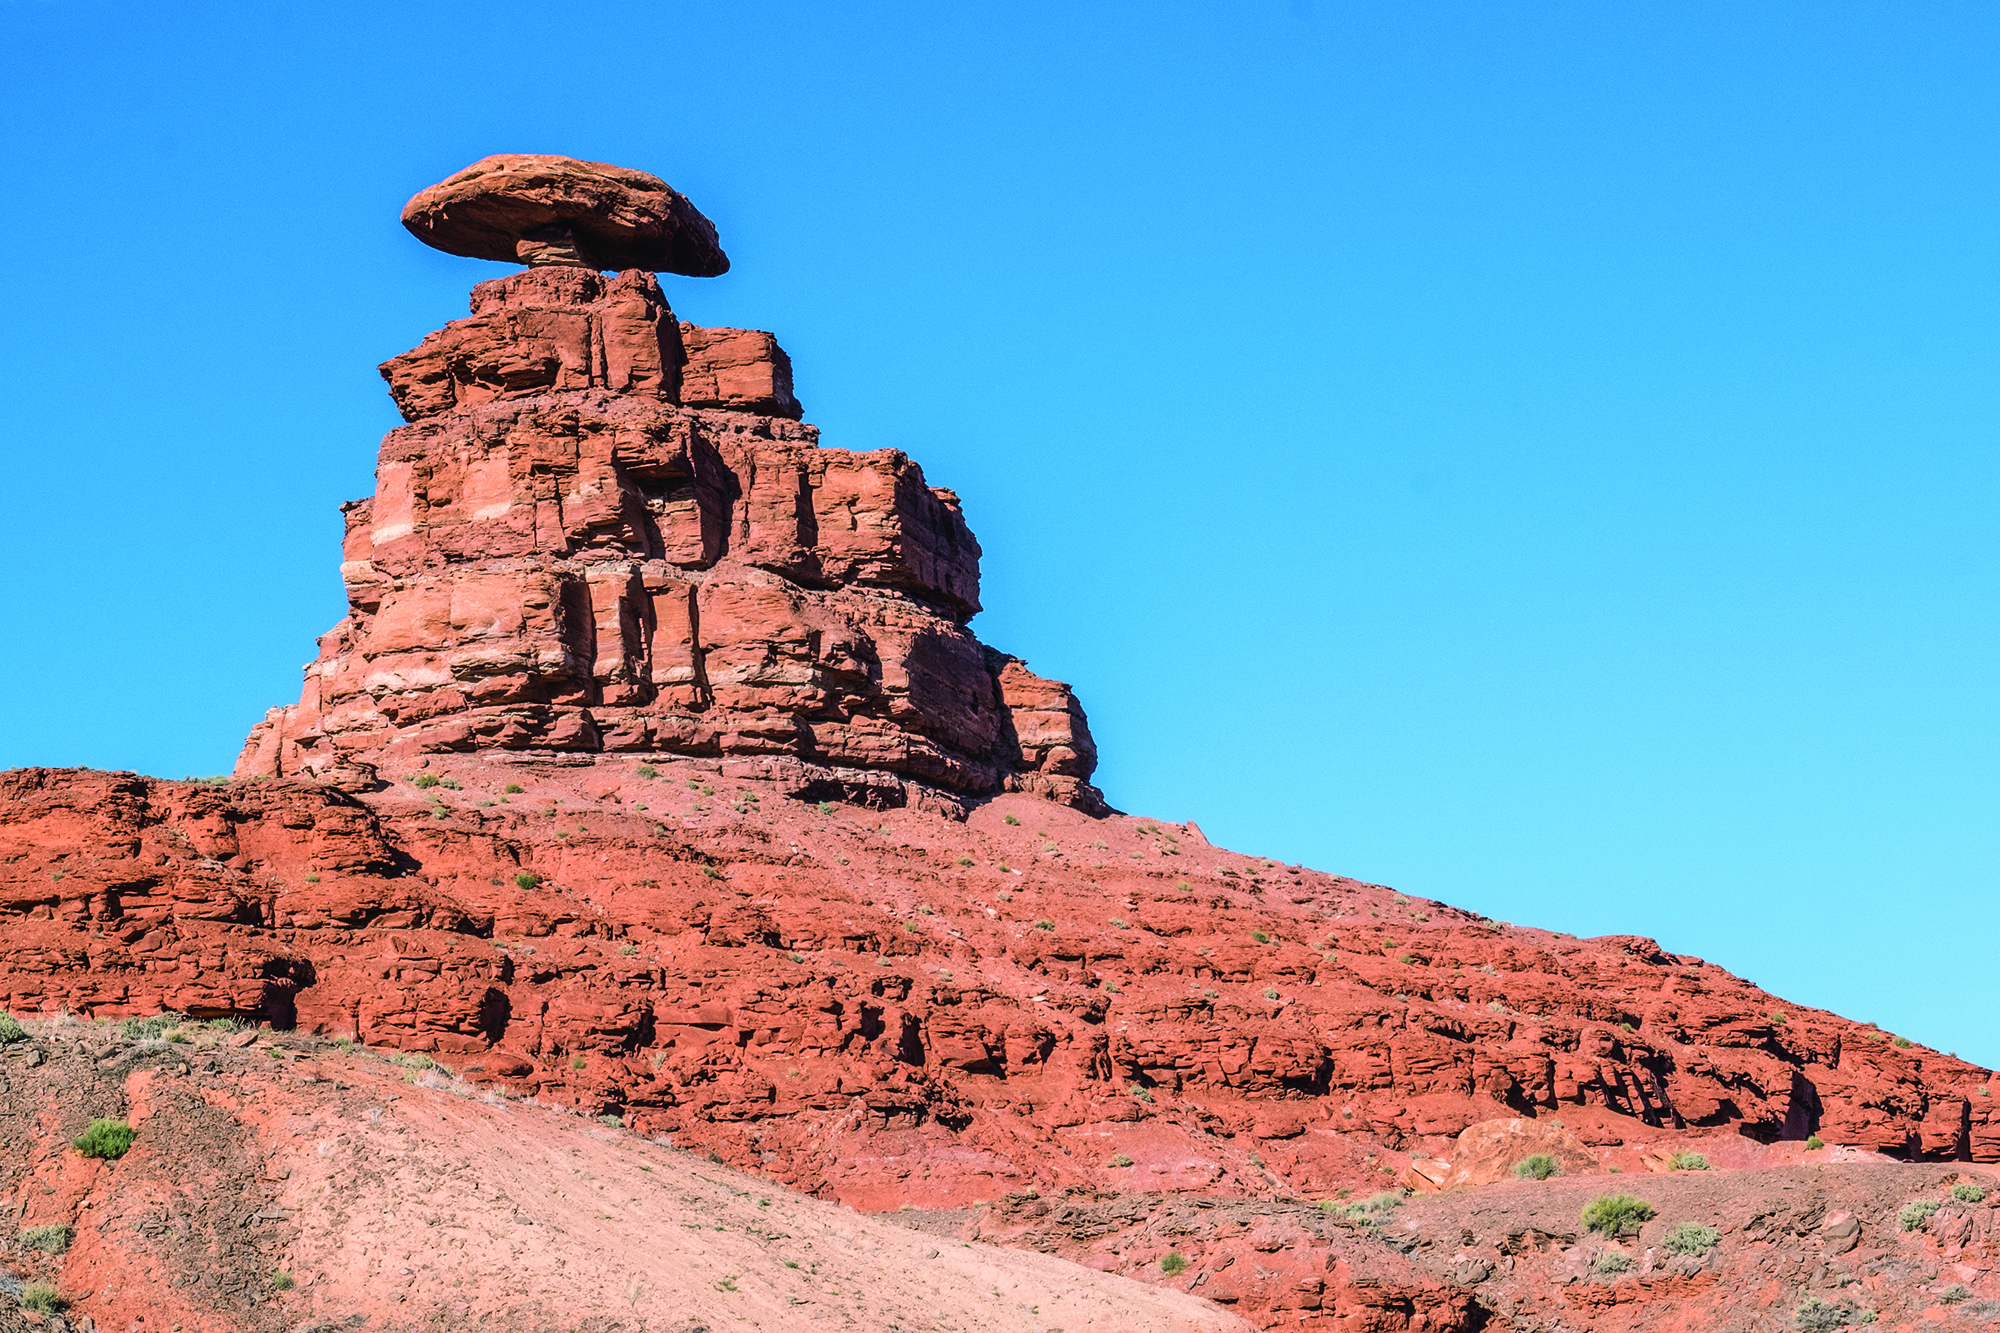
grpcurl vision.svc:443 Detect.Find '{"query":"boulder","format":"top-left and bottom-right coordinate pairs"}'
top-left (401, 153), bottom-right (729, 274)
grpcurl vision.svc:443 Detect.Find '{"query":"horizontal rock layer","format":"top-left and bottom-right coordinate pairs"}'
top-left (4, 761), bottom-right (1996, 1328)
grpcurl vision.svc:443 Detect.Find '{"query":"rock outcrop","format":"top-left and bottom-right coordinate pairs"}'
top-left (4, 760), bottom-right (1998, 1330)
top-left (6, 156), bottom-right (1998, 1333)
top-left (237, 165), bottom-right (1102, 813)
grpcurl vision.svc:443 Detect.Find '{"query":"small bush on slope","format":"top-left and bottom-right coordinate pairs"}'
top-left (18, 1224), bottom-right (70, 1254)
top-left (1513, 1154), bottom-right (1558, 1180)
top-left (1580, 1194), bottom-right (1654, 1236)
top-left (1899, 1199), bottom-right (1939, 1231)
top-left (1663, 1222), bottom-right (1720, 1255)
top-left (72, 1118), bottom-right (135, 1159)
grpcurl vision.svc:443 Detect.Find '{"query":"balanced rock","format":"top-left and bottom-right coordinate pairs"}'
top-left (240, 161), bottom-right (1103, 814)
top-left (402, 153), bottom-right (730, 274)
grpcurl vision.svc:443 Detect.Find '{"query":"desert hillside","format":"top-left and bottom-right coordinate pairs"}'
top-left (4, 153), bottom-right (1998, 1332)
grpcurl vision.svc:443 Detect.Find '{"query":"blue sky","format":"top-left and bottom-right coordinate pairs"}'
top-left (3, 3), bottom-right (1996, 1064)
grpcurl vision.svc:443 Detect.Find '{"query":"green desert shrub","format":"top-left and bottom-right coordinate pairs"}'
top-left (1580, 1194), bottom-right (1654, 1236)
top-left (1325, 1192), bottom-right (1404, 1228)
top-left (1793, 1296), bottom-right (1869, 1330)
top-left (18, 1283), bottom-right (63, 1313)
top-left (1940, 1285), bottom-right (1970, 1306)
top-left (1662, 1221), bottom-right (1720, 1255)
top-left (503, 783), bottom-right (524, 794)
top-left (1950, 1182), bottom-right (1987, 1204)
top-left (1668, 1151), bottom-right (1710, 1171)
top-left (1899, 1198), bottom-right (1940, 1231)
top-left (0, 1014), bottom-right (24, 1044)
top-left (1108, 1153), bottom-right (1133, 1167)
top-left (1513, 1154), bottom-right (1559, 1181)
top-left (121, 1012), bottom-right (184, 1041)
top-left (1159, 1251), bottom-right (1190, 1275)
top-left (409, 773), bottom-right (440, 789)
top-left (73, 1118), bottom-right (136, 1159)
top-left (268, 1268), bottom-right (296, 1291)
top-left (513, 872), bottom-right (540, 890)
top-left (1804, 1134), bottom-right (1825, 1150)
top-left (1593, 1251), bottom-right (1631, 1275)
top-left (18, 1224), bottom-right (70, 1254)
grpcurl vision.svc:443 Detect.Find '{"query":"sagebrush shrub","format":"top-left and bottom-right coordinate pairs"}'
top-left (19, 1283), bottom-right (63, 1313)
top-left (18, 1224), bottom-right (70, 1254)
top-left (1160, 1251), bottom-right (1190, 1275)
top-left (1668, 1151), bottom-right (1710, 1171)
top-left (1950, 1182), bottom-right (1986, 1204)
top-left (1793, 1296), bottom-right (1866, 1330)
top-left (1580, 1194), bottom-right (1654, 1236)
top-left (1663, 1221), bottom-right (1720, 1255)
top-left (73, 1118), bottom-right (136, 1159)
top-left (121, 1012), bottom-right (184, 1041)
top-left (1513, 1154), bottom-right (1558, 1181)
top-left (1594, 1251), bottom-right (1631, 1275)
top-left (1899, 1198), bottom-right (1939, 1231)
top-left (0, 1014), bottom-right (23, 1044)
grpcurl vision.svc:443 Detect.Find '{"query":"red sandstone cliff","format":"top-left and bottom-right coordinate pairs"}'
top-left (237, 263), bottom-right (1101, 813)
top-left (5, 156), bottom-right (1997, 1332)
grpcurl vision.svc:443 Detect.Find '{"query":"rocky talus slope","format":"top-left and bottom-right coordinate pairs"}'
top-left (4, 155), bottom-right (1998, 1331)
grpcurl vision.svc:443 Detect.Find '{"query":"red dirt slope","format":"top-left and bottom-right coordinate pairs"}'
top-left (0, 1015), bottom-right (1245, 1333)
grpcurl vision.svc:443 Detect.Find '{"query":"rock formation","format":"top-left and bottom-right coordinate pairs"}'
top-left (237, 155), bottom-right (1103, 814)
top-left (4, 156), bottom-right (1998, 1332)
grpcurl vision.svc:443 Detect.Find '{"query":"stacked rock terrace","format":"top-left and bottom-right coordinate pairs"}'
top-left (239, 262), bottom-right (1100, 812)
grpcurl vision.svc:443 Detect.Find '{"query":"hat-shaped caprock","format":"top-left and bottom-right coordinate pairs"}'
top-left (401, 153), bottom-right (729, 275)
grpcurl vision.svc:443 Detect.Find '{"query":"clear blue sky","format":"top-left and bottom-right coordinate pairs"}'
top-left (3, 3), bottom-right (1996, 1065)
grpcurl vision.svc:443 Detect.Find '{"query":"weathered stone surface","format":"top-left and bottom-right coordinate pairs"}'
top-left (247, 261), bottom-right (1099, 812)
top-left (2, 761), bottom-right (1996, 1331)
top-left (402, 153), bottom-right (729, 274)
top-left (11, 159), bottom-right (1998, 1333)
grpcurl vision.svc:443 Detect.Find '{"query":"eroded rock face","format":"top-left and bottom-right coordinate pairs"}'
top-left (238, 265), bottom-right (1102, 813)
top-left (4, 761), bottom-right (1998, 1331)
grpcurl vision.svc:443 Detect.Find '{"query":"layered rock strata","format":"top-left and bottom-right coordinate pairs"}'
top-left (3, 762), bottom-right (1997, 1330)
top-left (237, 264), bottom-right (1101, 812)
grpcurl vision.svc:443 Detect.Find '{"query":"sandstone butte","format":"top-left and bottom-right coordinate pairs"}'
top-left (2, 156), bottom-right (1997, 1333)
